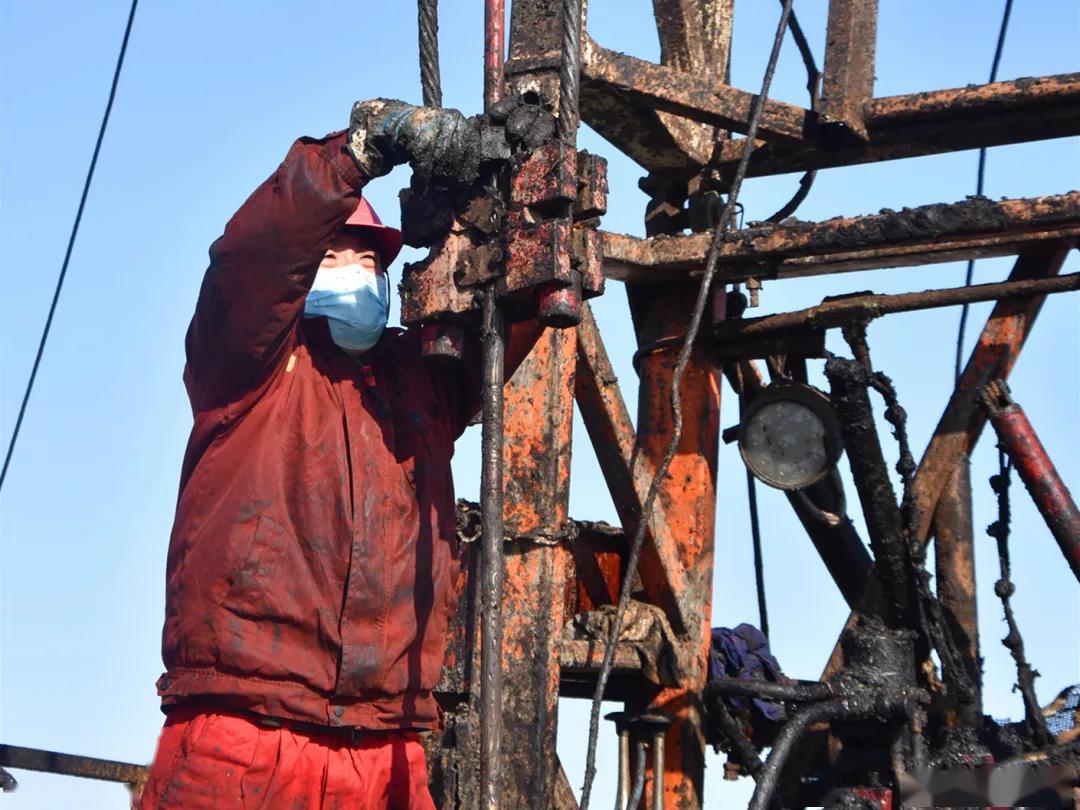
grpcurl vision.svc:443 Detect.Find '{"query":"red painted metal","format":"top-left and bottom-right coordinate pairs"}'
top-left (485, 0), bottom-right (506, 109)
top-left (986, 392), bottom-right (1080, 583)
top-left (849, 787), bottom-right (893, 810)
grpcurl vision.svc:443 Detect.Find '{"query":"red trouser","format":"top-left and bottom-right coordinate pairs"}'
top-left (138, 708), bottom-right (436, 809)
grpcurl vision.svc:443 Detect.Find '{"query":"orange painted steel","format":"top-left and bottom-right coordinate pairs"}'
top-left (627, 285), bottom-right (721, 810)
top-left (497, 326), bottom-right (578, 807)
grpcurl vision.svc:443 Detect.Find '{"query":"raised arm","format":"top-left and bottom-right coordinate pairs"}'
top-left (184, 131), bottom-right (367, 410)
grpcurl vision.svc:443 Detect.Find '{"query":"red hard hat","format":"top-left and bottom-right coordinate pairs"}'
top-left (342, 197), bottom-right (403, 267)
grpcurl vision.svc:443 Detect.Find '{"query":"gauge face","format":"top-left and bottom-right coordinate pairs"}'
top-left (739, 386), bottom-right (840, 490)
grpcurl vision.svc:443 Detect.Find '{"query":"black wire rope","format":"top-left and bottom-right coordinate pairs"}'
top-left (766, 0), bottom-right (819, 223)
top-left (0, 0), bottom-right (140, 496)
top-left (953, 0), bottom-right (1014, 382)
top-left (418, 0), bottom-right (443, 107)
top-left (747, 469), bottom-right (770, 639)
top-left (578, 2), bottom-right (796, 805)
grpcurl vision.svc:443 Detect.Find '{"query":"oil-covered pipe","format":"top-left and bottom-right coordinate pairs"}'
top-left (478, 286), bottom-right (506, 809)
top-left (983, 380), bottom-right (1080, 583)
top-left (788, 474), bottom-right (876, 610)
top-left (479, 7), bottom-right (507, 805)
top-left (825, 356), bottom-right (915, 628)
top-left (747, 694), bottom-right (912, 810)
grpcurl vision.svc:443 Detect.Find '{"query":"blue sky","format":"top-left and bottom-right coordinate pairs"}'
top-left (1, 1), bottom-right (1077, 807)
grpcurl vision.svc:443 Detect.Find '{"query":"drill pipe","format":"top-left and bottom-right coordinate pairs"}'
top-left (478, 287), bottom-right (506, 809)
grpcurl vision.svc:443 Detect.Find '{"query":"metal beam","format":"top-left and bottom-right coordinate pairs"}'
top-left (708, 271), bottom-right (1080, 343)
top-left (933, 459), bottom-right (983, 725)
top-left (0, 745), bottom-right (147, 787)
top-left (497, 326), bottom-right (578, 808)
top-left (602, 192), bottom-right (1080, 284)
top-left (625, 283), bottom-right (721, 810)
top-left (651, 0), bottom-right (734, 164)
top-left (710, 72), bottom-right (1080, 181)
top-left (581, 37), bottom-right (810, 144)
top-left (819, 0), bottom-right (879, 139)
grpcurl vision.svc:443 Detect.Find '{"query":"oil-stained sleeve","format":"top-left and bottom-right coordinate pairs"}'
top-left (184, 131), bottom-right (368, 413)
top-left (429, 319), bottom-right (546, 439)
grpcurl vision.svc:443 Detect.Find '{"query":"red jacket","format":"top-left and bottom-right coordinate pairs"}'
top-left (158, 131), bottom-right (493, 731)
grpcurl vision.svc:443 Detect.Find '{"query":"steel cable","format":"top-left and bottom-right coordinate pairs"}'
top-left (766, 1), bottom-right (819, 223)
top-left (954, 0), bottom-right (1014, 382)
top-left (747, 469), bottom-right (770, 639)
top-left (418, 0), bottom-right (443, 108)
top-left (578, 2), bottom-right (796, 806)
top-left (557, 0), bottom-right (584, 143)
top-left (0, 0), bottom-right (139, 495)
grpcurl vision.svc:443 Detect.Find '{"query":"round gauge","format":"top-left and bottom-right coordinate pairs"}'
top-left (738, 381), bottom-right (843, 491)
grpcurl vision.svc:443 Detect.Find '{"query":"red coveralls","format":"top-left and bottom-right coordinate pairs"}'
top-left (141, 131), bottom-right (529, 808)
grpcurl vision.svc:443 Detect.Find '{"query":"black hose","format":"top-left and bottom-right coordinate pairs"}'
top-left (748, 695), bottom-right (911, 810)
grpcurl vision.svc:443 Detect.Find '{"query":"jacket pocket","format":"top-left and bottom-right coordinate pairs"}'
top-left (223, 515), bottom-right (311, 627)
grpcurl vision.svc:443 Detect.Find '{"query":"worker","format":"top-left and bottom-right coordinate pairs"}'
top-left (138, 100), bottom-right (536, 809)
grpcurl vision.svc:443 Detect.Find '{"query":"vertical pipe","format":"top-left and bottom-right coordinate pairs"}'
top-left (479, 285), bottom-right (506, 809)
top-left (651, 731), bottom-right (665, 810)
top-left (932, 458), bottom-right (983, 724)
top-left (985, 384), bottom-right (1080, 583)
top-left (628, 741), bottom-right (648, 810)
top-left (480, 5), bottom-right (507, 804)
top-left (617, 729), bottom-right (631, 810)
top-left (484, 0), bottom-right (505, 109)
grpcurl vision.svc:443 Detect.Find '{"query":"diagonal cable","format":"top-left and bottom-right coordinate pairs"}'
top-left (577, 2), bottom-right (796, 806)
top-left (0, 0), bottom-right (140, 494)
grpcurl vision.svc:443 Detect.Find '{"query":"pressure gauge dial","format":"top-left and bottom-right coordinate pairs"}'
top-left (738, 381), bottom-right (843, 491)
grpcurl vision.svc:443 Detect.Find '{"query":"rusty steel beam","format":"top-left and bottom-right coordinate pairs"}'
top-left (497, 326), bottom-right (578, 808)
top-left (624, 282), bottom-right (721, 810)
top-left (601, 192), bottom-right (1080, 284)
top-left (818, 0), bottom-right (878, 139)
top-left (581, 37), bottom-right (809, 144)
top-left (0, 745), bottom-right (147, 786)
top-left (576, 2), bottom-right (737, 170)
top-left (650, 0), bottom-right (734, 166)
top-left (652, 0), bottom-right (732, 80)
top-left (910, 245), bottom-right (1071, 543)
top-left (821, 244), bottom-right (1070, 681)
top-left (710, 72), bottom-right (1080, 181)
top-left (574, 303), bottom-right (696, 634)
top-left (932, 459), bottom-right (983, 725)
top-left (709, 270), bottom-right (1080, 343)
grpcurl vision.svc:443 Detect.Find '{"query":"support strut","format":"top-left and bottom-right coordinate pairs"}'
top-left (982, 380), bottom-right (1080, 583)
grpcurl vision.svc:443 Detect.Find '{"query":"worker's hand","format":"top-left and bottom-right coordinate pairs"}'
top-left (349, 99), bottom-right (483, 184)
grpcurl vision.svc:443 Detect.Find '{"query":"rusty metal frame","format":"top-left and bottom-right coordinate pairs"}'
top-left (8, 1), bottom-right (1077, 807)
top-left (430, 2), bottom-right (1080, 809)
top-left (426, 2), bottom-right (1080, 810)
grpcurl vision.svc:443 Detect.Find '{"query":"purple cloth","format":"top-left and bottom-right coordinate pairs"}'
top-left (710, 624), bottom-right (785, 721)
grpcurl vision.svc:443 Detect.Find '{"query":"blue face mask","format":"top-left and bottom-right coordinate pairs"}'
top-left (303, 263), bottom-right (390, 353)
